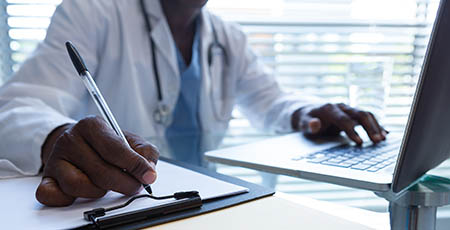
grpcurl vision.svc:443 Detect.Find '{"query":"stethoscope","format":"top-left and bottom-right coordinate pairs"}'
top-left (140, 0), bottom-right (229, 126)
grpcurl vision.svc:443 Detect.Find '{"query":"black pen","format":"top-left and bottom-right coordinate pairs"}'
top-left (65, 41), bottom-right (153, 195)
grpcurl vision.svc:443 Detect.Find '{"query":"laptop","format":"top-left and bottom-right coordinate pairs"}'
top-left (206, 0), bottom-right (450, 193)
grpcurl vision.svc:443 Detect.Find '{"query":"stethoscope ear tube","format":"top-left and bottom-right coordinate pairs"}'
top-left (150, 38), bottom-right (163, 101)
top-left (140, 0), bottom-right (163, 102)
top-left (208, 42), bottom-right (228, 67)
top-left (208, 21), bottom-right (229, 67)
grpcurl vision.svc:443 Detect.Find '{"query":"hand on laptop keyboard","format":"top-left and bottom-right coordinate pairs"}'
top-left (293, 138), bottom-right (400, 172)
top-left (291, 103), bottom-right (388, 145)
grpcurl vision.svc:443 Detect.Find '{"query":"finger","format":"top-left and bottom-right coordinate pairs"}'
top-left (36, 177), bottom-right (75, 207)
top-left (74, 116), bottom-right (156, 185)
top-left (317, 104), bottom-right (363, 145)
top-left (366, 113), bottom-right (384, 141)
top-left (382, 129), bottom-right (389, 138)
top-left (125, 132), bottom-right (160, 165)
top-left (368, 112), bottom-right (387, 140)
top-left (49, 160), bottom-right (107, 199)
top-left (57, 135), bottom-right (143, 196)
top-left (343, 126), bottom-right (363, 145)
top-left (300, 114), bottom-right (322, 135)
top-left (337, 104), bottom-right (383, 143)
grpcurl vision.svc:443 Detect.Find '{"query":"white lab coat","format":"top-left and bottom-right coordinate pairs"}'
top-left (0, 0), bottom-right (317, 178)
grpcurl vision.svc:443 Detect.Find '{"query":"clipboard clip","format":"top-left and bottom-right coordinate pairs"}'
top-left (83, 191), bottom-right (202, 229)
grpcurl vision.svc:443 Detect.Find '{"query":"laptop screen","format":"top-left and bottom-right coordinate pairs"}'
top-left (393, 0), bottom-right (450, 193)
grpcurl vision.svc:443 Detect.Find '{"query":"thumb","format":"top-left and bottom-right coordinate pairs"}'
top-left (300, 115), bottom-right (322, 134)
top-left (36, 177), bottom-right (75, 207)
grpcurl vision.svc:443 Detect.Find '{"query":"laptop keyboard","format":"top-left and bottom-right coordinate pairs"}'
top-left (292, 139), bottom-right (401, 172)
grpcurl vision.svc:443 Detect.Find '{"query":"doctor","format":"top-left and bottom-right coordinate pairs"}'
top-left (0, 0), bottom-right (386, 206)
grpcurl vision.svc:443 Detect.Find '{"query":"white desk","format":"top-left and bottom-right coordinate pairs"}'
top-left (151, 192), bottom-right (390, 230)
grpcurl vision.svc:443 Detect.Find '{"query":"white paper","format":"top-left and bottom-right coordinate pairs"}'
top-left (0, 161), bottom-right (248, 230)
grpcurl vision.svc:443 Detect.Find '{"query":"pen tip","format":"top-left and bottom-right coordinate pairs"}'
top-left (144, 184), bottom-right (153, 195)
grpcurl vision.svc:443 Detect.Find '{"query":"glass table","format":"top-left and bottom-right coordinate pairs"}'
top-left (148, 131), bottom-right (450, 229)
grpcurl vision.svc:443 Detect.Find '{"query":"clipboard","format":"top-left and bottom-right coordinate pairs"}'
top-left (75, 157), bottom-right (275, 229)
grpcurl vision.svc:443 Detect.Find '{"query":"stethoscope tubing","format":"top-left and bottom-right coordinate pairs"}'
top-left (140, 0), bottom-right (229, 124)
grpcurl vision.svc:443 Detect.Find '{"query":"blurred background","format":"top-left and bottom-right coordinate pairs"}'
top-left (1, 0), bottom-right (450, 227)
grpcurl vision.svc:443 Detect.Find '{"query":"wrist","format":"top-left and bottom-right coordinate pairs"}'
top-left (291, 105), bottom-right (318, 131)
top-left (291, 108), bottom-right (302, 131)
top-left (41, 123), bottom-right (74, 166)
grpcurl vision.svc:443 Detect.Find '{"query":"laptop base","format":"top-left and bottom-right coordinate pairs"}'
top-left (375, 175), bottom-right (450, 230)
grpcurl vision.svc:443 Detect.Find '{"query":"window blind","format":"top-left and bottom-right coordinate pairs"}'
top-left (208, 0), bottom-right (439, 146)
top-left (0, 0), bottom-right (12, 84)
top-left (2, 1), bottom-right (437, 132)
top-left (3, 0), bottom-right (61, 78)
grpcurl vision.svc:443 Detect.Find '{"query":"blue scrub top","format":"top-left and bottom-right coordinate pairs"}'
top-left (165, 20), bottom-right (203, 166)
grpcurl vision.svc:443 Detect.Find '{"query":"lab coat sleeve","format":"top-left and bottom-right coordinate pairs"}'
top-left (232, 26), bottom-right (322, 133)
top-left (0, 0), bottom-right (102, 178)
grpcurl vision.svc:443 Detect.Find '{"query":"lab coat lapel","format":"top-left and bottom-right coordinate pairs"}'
top-left (198, 10), bottom-right (217, 132)
top-left (198, 11), bottom-right (231, 149)
top-left (144, 0), bottom-right (178, 75)
top-left (143, 0), bottom-right (180, 109)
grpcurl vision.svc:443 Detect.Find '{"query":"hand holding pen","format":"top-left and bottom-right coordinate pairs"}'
top-left (35, 42), bottom-right (159, 207)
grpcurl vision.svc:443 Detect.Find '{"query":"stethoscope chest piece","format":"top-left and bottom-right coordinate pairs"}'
top-left (153, 103), bottom-right (172, 126)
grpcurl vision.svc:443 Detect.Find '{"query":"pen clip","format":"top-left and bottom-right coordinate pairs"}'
top-left (83, 192), bottom-right (202, 228)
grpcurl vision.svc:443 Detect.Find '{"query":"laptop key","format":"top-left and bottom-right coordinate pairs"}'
top-left (365, 160), bottom-right (382, 165)
top-left (342, 153), bottom-right (356, 158)
top-left (358, 154), bottom-right (374, 160)
top-left (351, 157), bottom-right (367, 162)
top-left (375, 164), bottom-right (389, 170)
top-left (312, 153), bottom-right (326, 158)
top-left (322, 161), bottom-right (353, 168)
top-left (307, 157), bottom-right (330, 163)
top-left (335, 156), bottom-right (349, 161)
top-left (373, 156), bottom-right (390, 162)
top-left (351, 164), bottom-right (372, 170)
top-left (325, 153), bottom-right (340, 158)
top-left (367, 167), bottom-right (382, 172)
top-left (339, 162), bottom-right (354, 167)
top-left (344, 159), bottom-right (361, 164)
top-left (326, 158), bottom-right (343, 164)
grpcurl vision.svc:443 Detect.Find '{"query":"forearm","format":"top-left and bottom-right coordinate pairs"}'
top-left (0, 95), bottom-right (76, 177)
